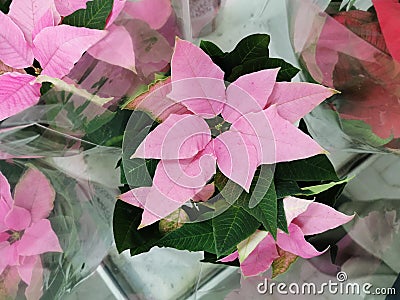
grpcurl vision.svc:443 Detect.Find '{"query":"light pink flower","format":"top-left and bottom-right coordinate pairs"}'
top-left (120, 39), bottom-right (335, 228)
top-left (0, 0), bottom-right (107, 121)
top-left (220, 197), bottom-right (354, 276)
top-left (0, 169), bottom-right (62, 299)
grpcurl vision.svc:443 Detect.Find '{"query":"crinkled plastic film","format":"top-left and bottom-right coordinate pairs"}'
top-left (287, 0), bottom-right (400, 154)
top-left (0, 2), bottom-right (184, 298)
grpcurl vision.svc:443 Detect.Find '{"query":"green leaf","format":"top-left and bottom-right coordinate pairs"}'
top-left (63, 0), bottom-right (113, 29)
top-left (224, 34), bottom-right (270, 71)
top-left (237, 167), bottom-right (278, 238)
top-left (228, 57), bottom-right (299, 82)
top-left (113, 201), bottom-right (163, 254)
top-left (84, 109), bottom-right (131, 146)
top-left (0, 160), bottom-right (25, 186)
top-left (212, 205), bottom-right (260, 257)
top-left (341, 119), bottom-right (393, 147)
top-left (122, 158), bottom-right (158, 187)
top-left (277, 199), bottom-right (288, 233)
top-left (214, 170), bottom-right (243, 204)
top-left (200, 34), bottom-right (298, 83)
top-left (200, 40), bottom-right (225, 57)
top-left (275, 177), bottom-right (350, 198)
top-left (298, 177), bottom-right (352, 195)
top-left (275, 180), bottom-right (303, 199)
top-left (158, 220), bottom-right (216, 253)
top-left (215, 167), bottom-right (278, 238)
top-left (239, 181), bottom-right (278, 238)
top-left (275, 155), bottom-right (339, 182)
top-left (0, 0), bottom-right (11, 13)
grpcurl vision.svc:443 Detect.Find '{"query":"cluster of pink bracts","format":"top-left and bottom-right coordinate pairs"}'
top-left (0, 169), bottom-right (62, 300)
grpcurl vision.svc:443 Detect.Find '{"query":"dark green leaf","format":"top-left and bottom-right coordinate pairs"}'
top-left (0, 160), bottom-right (25, 186)
top-left (212, 205), bottom-right (260, 257)
top-left (236, 166), bottom-right (278, 238)
top-left (275, 180), bottom-right (303, 199)
top-left (200, 40), bottom-right (225, 57)
top-left (0, 0), bottom-right (11, 13)
top-left (200, 34), bottom-right (298, 84)
top-left (277, 199), bottom-right (288, 233)
top-left (313, 180), bottom-right (347, 207)
top-left (158, 220), bottom-right (216, 253)
top-left (113, 201), bottom-right (162, 254)
top-left (85, 109), bottom-right (131, 146)
top-left (122, 158), bottom-right (158, 187)
top-left (224, 34), bottom-right (270, 71)
top-left (275, 155), bottom-right (339, 182)
top-left (228, 57), bottom-right (299, 82)
top-left (63, 0), bottom-right (113, 29)
top-left (239, 181), bottom-right (278, 239)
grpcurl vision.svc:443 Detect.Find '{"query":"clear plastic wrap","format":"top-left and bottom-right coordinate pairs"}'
top-left (0, 1), bottom-right (185, 298)
top-left (287, 0), bottom-right (400, 154)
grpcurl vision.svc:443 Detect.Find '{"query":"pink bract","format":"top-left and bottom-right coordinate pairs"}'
top-left (220, 197), bottom-right (354, 276)
top-left (0, 11), bottom-right (34, 69)
top-left (0, 72), bottom-right (41, 121)
top-left (88, 24), bottom-right (136, 72)
top-left (120, 39), bottom-right (335, 228)
top-left (54, 0), bottom-right (91, 16)
top-left (33, 25), bottom-right (106, 78)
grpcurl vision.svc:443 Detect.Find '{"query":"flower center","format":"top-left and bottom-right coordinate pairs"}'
top-left (6, 230), bottom-right (24, 244)
top-left (206, 116), bottom-right (231, 137)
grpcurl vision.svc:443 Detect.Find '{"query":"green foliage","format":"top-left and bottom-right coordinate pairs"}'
top-left (42, 87), bottom-right (116, 145)
top-left (234, 167), bottom-right (278, 238)
top-left (200, 34), bottom-right (299, 82)
top-left (113, 201), bottom-right (163, 254)
top-left (84, 109), bottom-right (132, 147)
top-left (212, 205), bottom-right (260, 257)
top-left (119, 158), bottom-right (158, 187)
top-left (0, 0), bottom-right (11, 13)
top-left (63, 0), bottom-right (113, 29)
top-left (112, 35), bottom-right (346, 264)
top-left (157, 219), bottom-right (216, 253)
top-left (275, 155), bottom-right (339, 181)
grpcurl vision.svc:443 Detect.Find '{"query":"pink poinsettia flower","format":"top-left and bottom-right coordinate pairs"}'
top-left (0, 169), bottom-right (62, 299)
top-left (220, 197), bottom-right (354, 277)
top-left (120, 39), bottom-right (335, 228)
top-left (0, 0), bottom-right (107, 121)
